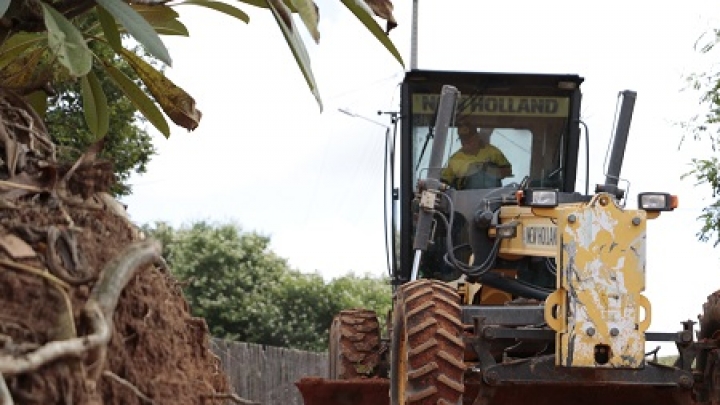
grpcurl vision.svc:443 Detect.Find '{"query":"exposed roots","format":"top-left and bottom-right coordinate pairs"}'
top-left (102, 371), bottom-right (155, 405)
top-left (0, 238), bottom-right (162, 402)
top-left (0, 374), bottom-right (12, 405)
top-left (87, 240), bottom-right (162, 380)
top-left (202, 392), bottom-right (261, 405)
top-left (0, 301), bottom-right (108, 376)
top-left (0, 86), bottom-right (229, 404)
top-left (89, 239), bottom-right (162, 324)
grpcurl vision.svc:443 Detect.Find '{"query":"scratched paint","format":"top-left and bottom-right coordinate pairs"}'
top-left (547, 194), bottom-right (649, 368)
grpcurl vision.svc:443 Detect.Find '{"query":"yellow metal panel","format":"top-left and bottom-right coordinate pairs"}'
top-left (498, 206), bottom-right (558, 257)
top-left (552, 194), bottom-right (650, 368)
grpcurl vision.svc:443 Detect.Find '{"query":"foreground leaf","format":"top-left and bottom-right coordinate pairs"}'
top-left (236, 0), bottom-right (297, 10)
top-left (364, 0), bottom-right (397, 33)
top-left (133, 4), bottom-right (190, 36)
top-left (96, 0), bottom-right (172, 65)
top-left (120, 49), bottom-right (201, 131)
top-left (0, 0), bottom-right (10, 20)
top-left (102, 62), bottom-right (171, 137)
top-left (40, 3), bottom-right (93, 77)
top-left (237, 0), bottom-right (267, 7)
top-left (0, 32), bottom-right (46, 71)
top-left (97, 5), bottom-right (122, 51)
top-left (24, 91), bottom-right (48, 119)
top-left (174, 0), bottom-right (250, 24)
top-left (267, 0), bottom-right (322, 110)
top-left (288, 0), bottom-right (319, 42)
top-left (341, 0), bottom-right (403, 68)
top-left (0, 48), bottom-right (46, 90)
top-left (81, 71), bottom-right (110, 138)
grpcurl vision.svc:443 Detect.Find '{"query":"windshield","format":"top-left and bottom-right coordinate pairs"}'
top-left (412, 93), bottom-right (570, 191)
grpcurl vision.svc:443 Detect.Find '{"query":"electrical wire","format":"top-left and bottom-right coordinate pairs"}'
top-left (544, 257), bottom-right (557, 276)
top-left (435, 192), bottom-right (501, 277)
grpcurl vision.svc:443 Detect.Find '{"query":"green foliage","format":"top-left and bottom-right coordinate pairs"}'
top-left (657, 355), bottom-right (679, 366)
top-left (96, 0), bottom-right (172, 65)
top-left (143, 220), bottom-right (392, 351)
top-left (45, 45), bottom-right (155, 197)
top-left (683, 157), bottom-right (720, 245)
top-left (684, 30), bottom-right (720, 245)
top-left (1, 0), bottom-right (402, 133)
top-left (40, 3), bottom-right (92, 77)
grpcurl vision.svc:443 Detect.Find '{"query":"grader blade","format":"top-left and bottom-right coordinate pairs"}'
top-left (464, 385), bottom-right (695, 405)
top-left (296, 375), bottom-right (695, 405)
top-left (296, 377), bottom-right (389, 405)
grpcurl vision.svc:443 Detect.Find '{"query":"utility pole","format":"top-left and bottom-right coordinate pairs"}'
top-left (410, 0), bottom-right (418, 70)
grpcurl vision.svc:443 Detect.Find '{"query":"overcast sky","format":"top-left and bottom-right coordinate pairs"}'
top-left (121, 0), bottom-right (720, 343)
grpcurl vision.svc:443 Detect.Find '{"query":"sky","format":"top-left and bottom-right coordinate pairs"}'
top-left (121, 0), bottom-right (720, 347)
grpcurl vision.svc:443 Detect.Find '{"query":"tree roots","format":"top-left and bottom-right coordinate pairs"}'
top-left (0, 239), bottom-right (163, 403)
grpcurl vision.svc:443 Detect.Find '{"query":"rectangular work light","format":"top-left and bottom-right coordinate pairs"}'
top-left (637, 192), bottom-right (678, 212)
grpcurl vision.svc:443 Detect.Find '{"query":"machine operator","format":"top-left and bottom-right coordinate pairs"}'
top-left (441, 124), bottom-right (512, 189)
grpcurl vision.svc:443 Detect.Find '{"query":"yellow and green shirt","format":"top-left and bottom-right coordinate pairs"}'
top-left (441, 145), bottom-right (511, 189)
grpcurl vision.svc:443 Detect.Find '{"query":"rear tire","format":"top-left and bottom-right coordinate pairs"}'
top-left (328, 309), bottom-right (381, 379)
top-left (390, 279), bottom-right (465, 405)
top-left (700, 291), bottom-right (720, 404)
top-left (701, 290), bottom-right (720, 339)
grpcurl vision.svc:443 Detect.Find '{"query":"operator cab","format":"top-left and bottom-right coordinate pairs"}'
top-left (398, 70), bottom-right (584, 286)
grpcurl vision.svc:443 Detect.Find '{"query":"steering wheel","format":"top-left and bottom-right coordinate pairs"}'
top-left (459, 162), bottom-right (503, 189)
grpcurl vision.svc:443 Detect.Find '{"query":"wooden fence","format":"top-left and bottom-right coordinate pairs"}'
top-left (211, 339), bottom-right (328, 405)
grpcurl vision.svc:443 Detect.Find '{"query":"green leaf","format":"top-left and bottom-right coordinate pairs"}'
top-left (97, 5), bottom-right (122, 52)
top-left (341, 0), bottom-right (404, 68)
top-left (40, 3), bottom-right (93, 77)
top-left (236, 0), bottom-right (269, 8)
top-left (0, 0), bottom-right (10, 19)
top-left (0, 32), bottom-right (46, 71)
top-left (288, 0), bottom-right (318, 42)
top-left (102, 62), bottom-right (171, 137)
top-left (153, 20), bottom-right (190, 36)
top-left (119, 48), bottom-right (201, 131)
top-left (96, 0), bottom-right (172, 65)
top-left (267, 0), bottom-right (322, 111)
top-left (175, 0), bottom-right (250, 24)
top-left (133, 4), bottom-right (190, 36)
top-left (235, 0), bottom-right (298, 11)
top-left (24, 91), bottom-right (48, 120)
top-left (0, 48), bottom-right (45, 90)
top-left (81, 71), bottom-right (110, 138)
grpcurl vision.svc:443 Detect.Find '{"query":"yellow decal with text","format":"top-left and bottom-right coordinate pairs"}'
top-left (412, 94), bottom-right (569, 117)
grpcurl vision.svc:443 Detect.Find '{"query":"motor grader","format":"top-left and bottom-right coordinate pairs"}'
top-left (297, 69), bottom-right (720, 405)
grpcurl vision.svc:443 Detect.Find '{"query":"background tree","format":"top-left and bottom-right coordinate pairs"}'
top-left (143, 220), bottom-right (392, 351)
top-left (45, 40), bottom-right (156, 196)
top-left (683, 29), bottom-right (720, 245)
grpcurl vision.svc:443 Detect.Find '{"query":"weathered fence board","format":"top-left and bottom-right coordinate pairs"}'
top-left (211, 339), bottom-right (328, 405)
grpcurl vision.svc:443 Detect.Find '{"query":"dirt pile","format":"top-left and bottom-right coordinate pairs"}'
top-left (0, 88), bottom-right (229, 404)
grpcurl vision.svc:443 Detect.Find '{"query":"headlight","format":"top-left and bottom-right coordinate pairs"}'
top-left (519, 189), bottom-right (558, 207)
top-left (638, 192), bottom-right (678, 211)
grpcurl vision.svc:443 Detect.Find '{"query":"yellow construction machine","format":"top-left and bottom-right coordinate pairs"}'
top-left (297, 70), bottom-right (720, 405)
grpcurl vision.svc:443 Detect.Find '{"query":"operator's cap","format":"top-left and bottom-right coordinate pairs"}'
top-left (457, 124), bottom-right (477, 138)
